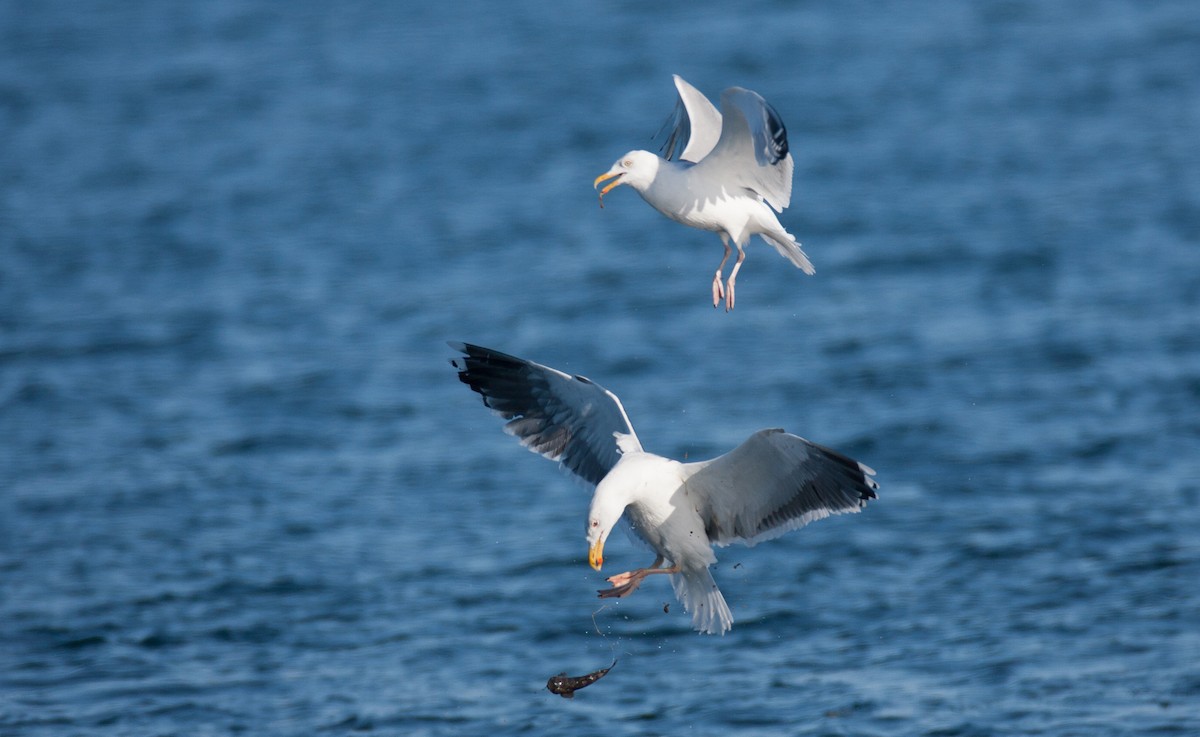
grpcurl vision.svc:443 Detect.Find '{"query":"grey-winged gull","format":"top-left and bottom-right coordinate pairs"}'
top-left (450, 342), bottom-right (878, 634)
top-left (594, 75), bottom-right (813, 311)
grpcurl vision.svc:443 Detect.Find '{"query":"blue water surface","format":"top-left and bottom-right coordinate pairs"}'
top-left (2, 1), bottom-right (1199, 735)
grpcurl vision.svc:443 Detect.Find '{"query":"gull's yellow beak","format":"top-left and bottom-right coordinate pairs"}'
top-left (588, 539), bottom-right (605, 571)
top-left (593, 171), bottom-right (623, 208)
top-left (593, 170), bottom-right (622, 191)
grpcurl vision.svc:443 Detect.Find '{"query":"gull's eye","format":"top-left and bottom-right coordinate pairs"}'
top-left (622, 159), bottom-right (632, 168)
top-left (590, 520), bottom-right (599, 528)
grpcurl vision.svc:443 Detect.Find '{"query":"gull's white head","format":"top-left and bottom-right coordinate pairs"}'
top-left (593, 150), bottom-right (660, 205)
top-left (586, 477), bottom-right (632, 572)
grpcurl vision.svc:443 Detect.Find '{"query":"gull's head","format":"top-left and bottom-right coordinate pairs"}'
top-left (594, 150), bottom-right (660, 205)
top-left (586, 482), bottom-right (630, 572)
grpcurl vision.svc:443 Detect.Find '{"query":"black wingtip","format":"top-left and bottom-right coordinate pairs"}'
top-left (448, 341), bottom-right (469, 372)
top-left (764, 100), bottom-right (789, 162)
top-left (447, 341), bottom-right (532, 368)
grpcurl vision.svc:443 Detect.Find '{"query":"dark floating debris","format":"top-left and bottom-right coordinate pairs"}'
top-left (546, 659), bottom-right (617, 699)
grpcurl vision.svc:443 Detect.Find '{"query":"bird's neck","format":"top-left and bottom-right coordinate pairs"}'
top-left (638, 158), bottom-right (691, 210)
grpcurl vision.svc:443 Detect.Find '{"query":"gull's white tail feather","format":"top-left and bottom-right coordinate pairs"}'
top-left (671, 568), bottom-right (733, 635)
top-left (761, 230), bottom-right (815, 275)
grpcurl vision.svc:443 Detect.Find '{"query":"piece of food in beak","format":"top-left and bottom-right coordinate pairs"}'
top-left (593, 171), bottom-right (623, 207)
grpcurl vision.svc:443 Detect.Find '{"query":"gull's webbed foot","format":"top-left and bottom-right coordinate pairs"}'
top-left (597, 570), bottom-right (646, 599)
top-left (597, 580), bottom-right (644, 598)
top-left (711, 272), bottom-right (725, 309)
top-left (605, 571), bottom-right (640, 587)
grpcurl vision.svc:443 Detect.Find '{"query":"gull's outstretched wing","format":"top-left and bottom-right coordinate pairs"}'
top-left (657, 75), bottom-right (723, 164)
top-left (449, 342), bottom-right (643, 488)
top-left (692, 87), bottom-right (794, 212)
top-left (682, 429), bottom-right (877, 547)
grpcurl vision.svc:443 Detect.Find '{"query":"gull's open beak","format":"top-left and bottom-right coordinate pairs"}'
top-left (593, 170), bottom-right (624, 208)
top-left (588, 539), bottom-right (605, 571)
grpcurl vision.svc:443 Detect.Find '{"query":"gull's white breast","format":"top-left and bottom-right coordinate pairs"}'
top-left (642, 162), bottom-right (767, 242)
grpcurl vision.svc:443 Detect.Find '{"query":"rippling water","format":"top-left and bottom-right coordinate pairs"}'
top-left (2, 1), bottom-right (1199, 735)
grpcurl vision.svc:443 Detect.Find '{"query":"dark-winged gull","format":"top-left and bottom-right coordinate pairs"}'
top-left (594, 75), bottom-right (813, 311)
top-left (450, 342), bottom-right (878, 635)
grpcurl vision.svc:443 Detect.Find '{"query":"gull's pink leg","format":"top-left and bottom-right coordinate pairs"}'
top-left (597, 557), bottom-right (679, 599)
top-left (712, 235), bottom-right (732, 308)
top-left (725, 246), bottom-right (746, 311)
top-left (605, 556), bottom-right (663, 589)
